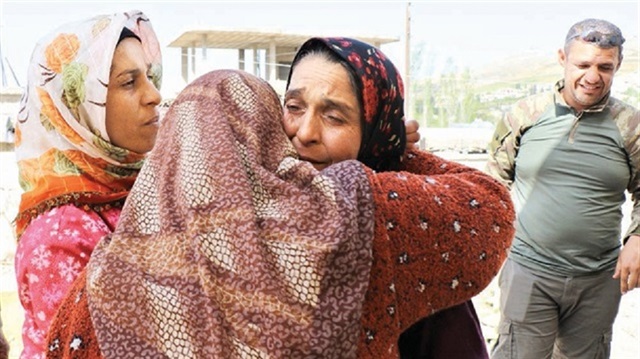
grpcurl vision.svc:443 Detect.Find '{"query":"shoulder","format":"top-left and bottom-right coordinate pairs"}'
top-left (24, 204), bottom-right (88, 228)
top-left (21, 204), bottom-right (117, 240)
top-left (401, 148), bottom-right (440, 167)
top-left (608, 96), bottom-right (639, 120)
top-left (607, 97), bottom-right (639, 136)
top-left (509, 91), bottom-right (554, 110)
top-left (506, 92), bottom-right (555, 130)
top-left (510, 91), bottom-right (554, 114)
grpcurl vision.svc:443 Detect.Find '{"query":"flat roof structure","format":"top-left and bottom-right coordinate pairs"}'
top-left (168, 28), bottom-right (399, 95)
top-left (168, 28), bottom-right (398, 50)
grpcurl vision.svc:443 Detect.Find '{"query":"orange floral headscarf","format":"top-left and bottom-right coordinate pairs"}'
top-left (15, 10), bottom-right (162, 237)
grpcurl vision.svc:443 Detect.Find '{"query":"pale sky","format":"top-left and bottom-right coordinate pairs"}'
top-left (1, 0), bottom-right (638, 97)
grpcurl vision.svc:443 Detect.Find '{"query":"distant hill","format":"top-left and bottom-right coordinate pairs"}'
top-left (415, 37), bottom-right (639, 153)
top-left (473, 35), bottom-right (639, 93)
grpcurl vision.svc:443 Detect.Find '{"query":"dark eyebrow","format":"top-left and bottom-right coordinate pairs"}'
top-left (284, 87), bottom-right (303, 101)
top-left (322, 97), bottom-right (358, 116)
top-left (114, 68), bottom-right (141, 79)
top-left (285, 87), bottom-right (358, 116)
top-left (111, 63), bottom-right (152, 78)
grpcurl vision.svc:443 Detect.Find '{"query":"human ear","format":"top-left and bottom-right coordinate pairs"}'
top-left (557, 48), bottom-right (567, 67)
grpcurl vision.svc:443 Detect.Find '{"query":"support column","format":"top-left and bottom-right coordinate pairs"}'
top-left (190, 45), bottom-right (196, 80)
top-left (238, 49), bottom-right (245, 71)
top-left (405, 2), bottom-right (412, 121)
top-left (181, 47), bottom-right (188, 83)
top-left (268, 41), bottom-right (276, 81)
top-left (253, 47), bottom-right (260, 77)
top-left (201, 34), bottom-right (207, 61)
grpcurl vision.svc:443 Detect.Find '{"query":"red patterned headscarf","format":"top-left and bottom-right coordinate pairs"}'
top-left (287, 37), bottom-right (406, 171)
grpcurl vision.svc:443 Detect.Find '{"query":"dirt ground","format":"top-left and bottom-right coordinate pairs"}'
top-left (1, 289), bottom-right (23, 357)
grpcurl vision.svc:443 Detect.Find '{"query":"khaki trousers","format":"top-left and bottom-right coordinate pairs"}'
top-left (491, 258), bottom-right (622, 359)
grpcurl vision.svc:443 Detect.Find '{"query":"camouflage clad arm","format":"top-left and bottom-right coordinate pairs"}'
top-left (485, 93), bottom-right (552, 188)
top-left (618, 104), bottom-right (640, 241)
top-left (485, 108), bottom-right (519, 188)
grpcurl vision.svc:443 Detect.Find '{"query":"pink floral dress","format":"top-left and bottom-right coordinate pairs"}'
top-left (15, 205), bottom-right (120, 359)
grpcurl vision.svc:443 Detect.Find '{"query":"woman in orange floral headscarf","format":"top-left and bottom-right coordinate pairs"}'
top-left (14, 10), bottom-right (161, 358)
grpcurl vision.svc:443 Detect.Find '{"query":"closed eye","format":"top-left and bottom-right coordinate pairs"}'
top-left (326, 114), bottom-right (346, 125)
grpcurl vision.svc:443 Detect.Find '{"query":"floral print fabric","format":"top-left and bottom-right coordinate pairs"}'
top-left (15, 10), bottom-right (162, 237)
top-left (16, 205), bottom-right (120, 359)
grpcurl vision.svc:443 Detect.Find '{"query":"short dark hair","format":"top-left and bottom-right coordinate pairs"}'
top-left (564, 18), bottom-right (625, 58)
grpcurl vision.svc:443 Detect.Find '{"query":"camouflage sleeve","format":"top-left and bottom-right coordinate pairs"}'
top-left (485, 93), bottom-right (551, 189)
top-left (485, 109), bottom-right (518, 188)
top-left (621, 107), bottom-right (640, 242)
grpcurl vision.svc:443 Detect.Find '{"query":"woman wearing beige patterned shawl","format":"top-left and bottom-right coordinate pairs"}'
top-left (47, 69), bottom-right (377, 358)
top-left (47, 37), bottom-right (516, 358)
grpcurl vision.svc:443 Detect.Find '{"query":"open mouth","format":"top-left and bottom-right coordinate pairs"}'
top-left (579, 83), bottom-right (600, 93)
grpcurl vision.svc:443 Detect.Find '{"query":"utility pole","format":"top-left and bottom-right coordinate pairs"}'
top-left (0, 42), bottom-right (6, 87)
top-left (0, 21), bottom-right (7, 87)
top-left (0, 22), bottom-right (21, 88)
top-left (404, 1), bottom-right (411, 118)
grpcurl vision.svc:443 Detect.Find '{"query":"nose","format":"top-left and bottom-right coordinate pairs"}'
top-left (583, 66), bottom-right (601, 84)
top-left (295, 111), bottom-right (321, 146)
top-left (143, 77), bottom-right (162, 106)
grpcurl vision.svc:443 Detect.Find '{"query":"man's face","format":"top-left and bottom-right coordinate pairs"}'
top-left (557, 40), bottom-right (621, 112)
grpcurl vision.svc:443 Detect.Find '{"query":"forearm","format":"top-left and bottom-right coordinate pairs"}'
top-left (401, 148), bottom-right (480, 176)
top-left (364, 166), bottom-right (515, 331)
top-left (623, 192), bottom-right (640, 243)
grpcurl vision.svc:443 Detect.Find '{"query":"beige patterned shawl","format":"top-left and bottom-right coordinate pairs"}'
top-left (85, 70), bottom-right (375, 358)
